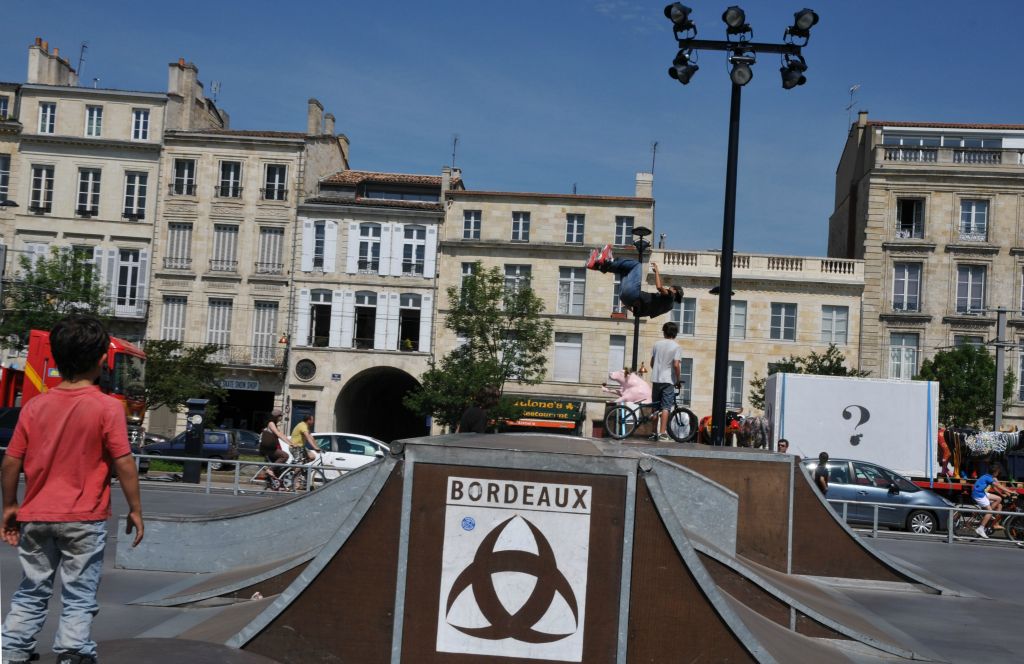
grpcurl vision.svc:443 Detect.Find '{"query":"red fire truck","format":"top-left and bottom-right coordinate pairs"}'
top-left (0, 329), bottom-right (147, 446)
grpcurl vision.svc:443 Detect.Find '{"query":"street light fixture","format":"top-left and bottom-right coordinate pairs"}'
top-left (663, 4), bottom-right (818, 445)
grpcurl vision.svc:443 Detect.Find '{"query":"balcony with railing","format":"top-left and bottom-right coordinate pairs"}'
top-left (104, 296), bottom-right (148, 320)
top-left (254, 261), bottom-right (284, 275)
top-left (656, 250), bottom-right (862, 283)
top-left (188, 342), bottom-right (286, 368)
top-left (215, 185), bottom-right (243, 198)
top-left (878, 145), bottom-right (1024, 169)
top-left (169, 183), bottom-right (197, 196)
top-left (260, 187), bottom-right (288, 201)
top-left (163, 256), bottom-right (192, 270)
top-left (209, 259), bottom-right (238, 273)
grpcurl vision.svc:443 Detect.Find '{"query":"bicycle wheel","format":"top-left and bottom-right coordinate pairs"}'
top-left (604, 405), bottom-right (640, 440)
top-left (1004, 515), bottom-right (1024, 543)
top-left (667, 407), bottom-right (698, 443)
top-left (951, 510), bottom-right (980, 537)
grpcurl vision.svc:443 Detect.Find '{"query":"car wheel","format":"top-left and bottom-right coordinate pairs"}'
top-left (210, 456), bottom-right (226, 471)
top-left (907, 510), bottom-right (936, 535)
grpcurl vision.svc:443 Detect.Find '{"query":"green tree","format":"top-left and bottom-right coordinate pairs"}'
top-left (915, 344), bottom-right (1015, 429)
top-left (0, 247), bottom-right (108, 350)
top-left (403, 264), bottom-right (554, 430)
top-left (748, 344), bottom-right (869, 411)
top-left (142, 340), bottom-right (227, 414)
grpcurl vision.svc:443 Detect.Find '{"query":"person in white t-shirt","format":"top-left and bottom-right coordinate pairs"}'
top-left (649, 321), bottom-right (682, 442)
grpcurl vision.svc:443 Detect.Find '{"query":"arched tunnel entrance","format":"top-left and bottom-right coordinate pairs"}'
top-left (335, 367), bottom-right (429, 442)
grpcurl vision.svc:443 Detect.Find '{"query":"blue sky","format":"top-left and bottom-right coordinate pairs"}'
top-left (4, 1), bottom-right (1023, 256)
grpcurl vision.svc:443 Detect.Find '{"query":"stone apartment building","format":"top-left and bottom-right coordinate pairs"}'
top-left (146, 98), bottom-right (348, 435)
top-left (1, 38), bottom-right (186, 342)
top-left (437, 175), bottom-right (656, 437)
top-left (653, 250), bottom-right (863, 419)
top-left (829, 111), bottom-right (1024, 427)
top-left (286, 168), bottom-right (455, 442)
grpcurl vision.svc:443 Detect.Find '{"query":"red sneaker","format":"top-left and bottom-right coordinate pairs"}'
top-left (586, 249), bottom-right (600, 269)
top-left (599, 244), bottom-right (614, 265)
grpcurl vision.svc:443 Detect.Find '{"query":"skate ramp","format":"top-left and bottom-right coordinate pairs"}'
top-left (636, 443), bottom-right (951, 593)
top-left (116, 458), bottom-right (394, 572)
top-left (175, 434), bottom-right (942, 662)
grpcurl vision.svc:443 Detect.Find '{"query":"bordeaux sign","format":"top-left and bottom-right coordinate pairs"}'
top-left (436, 477), bottom-right (592, 662)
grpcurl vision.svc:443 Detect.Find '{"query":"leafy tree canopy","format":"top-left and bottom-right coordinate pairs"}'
top-left (142, 340), bottom-right (227, 414)
top-left (0, 248), bottom-right (108, 350)
top-left (915, 343), bottom-right (1015, 429)
top-left (404, 264), bottom-right (553, 430)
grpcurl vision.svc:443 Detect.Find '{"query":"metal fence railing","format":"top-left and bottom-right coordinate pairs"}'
top-left (826, 498), bottom-right (1022, 546)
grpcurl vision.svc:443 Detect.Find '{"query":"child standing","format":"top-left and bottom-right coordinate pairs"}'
top-left (1, 315), bottom-right (144, 664)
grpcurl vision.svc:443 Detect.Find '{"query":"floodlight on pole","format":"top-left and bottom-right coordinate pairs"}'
top-left (664, 3), bottom-right (696, 33)
top-left (780, 54), bottom-right (807, 89)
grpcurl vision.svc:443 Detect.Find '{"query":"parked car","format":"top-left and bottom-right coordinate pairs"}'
top-left (311, 432), bottom-right (389, 480)
top-left (143, 428), bottom-right (239, 470)
top-left (801, 457), bottom-right (955, 535)
top-left (227, 428), bottom-right (262, 456)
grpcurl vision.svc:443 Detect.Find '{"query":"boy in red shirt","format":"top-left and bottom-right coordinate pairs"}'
top-left (1, 315), bottom-right (144, 664)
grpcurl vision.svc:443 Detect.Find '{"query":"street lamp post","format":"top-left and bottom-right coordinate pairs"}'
top-left (663, 4), bottom-right (818, 445)
top-left (630, 226), bottom-right (653, 372)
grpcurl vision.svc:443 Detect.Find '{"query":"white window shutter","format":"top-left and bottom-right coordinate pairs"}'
top-left (0, 244), bottom-right (7, 277)
top-left (92, 246), bottom-right (104, 287)
top-left (329, 289), bottom-right (344, 347)
top-left (105, 248), bottom-right (118, 306)
top-left (385, 293), bottom-right (400, 350)
top-left (323, 221), bottom-right (338, 273)
top-left (389, 223), bottom-right (404, 276)
top-left (295, 288), bottom-right (311, 346)
top-left (340, 291), bottom-right (355, 348)
top-left (379, 222), bottom-right (393, 276)
top-left (137, 249), bottom-right (150, 317)
top-left (300, 219), bottom-right (314, 272)
top-left (346, 222), bottom-right (359, 274)
top-left (419, 293), bottom-right (433, 354)
top-left (424, 226), bottom-right (437, 278)
top-left (374, 294), bottom-right (388, 349)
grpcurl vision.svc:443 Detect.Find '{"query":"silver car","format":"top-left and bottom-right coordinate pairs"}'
top-left (801, 458), bottom-right (955, 535)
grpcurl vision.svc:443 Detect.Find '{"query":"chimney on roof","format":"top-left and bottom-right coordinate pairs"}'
top-left (635, 171), bottom-right (653, 198)
top-left (307, 98), bottom-right (324, 136)
top-left (27, 37), bottom-right (78, 86)
top-left (324, 113), bottom-right (335, 136)
top-left (857, 110), bottom-right (869, 127)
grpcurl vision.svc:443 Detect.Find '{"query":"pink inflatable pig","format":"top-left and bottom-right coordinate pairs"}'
top-left (602, 369), bottom-right (652, 404)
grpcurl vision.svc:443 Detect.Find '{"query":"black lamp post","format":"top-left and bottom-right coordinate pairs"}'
top-left (664, 4), bottom-right (818, 445)
top-left (629, 226), bottom-right (653, 372)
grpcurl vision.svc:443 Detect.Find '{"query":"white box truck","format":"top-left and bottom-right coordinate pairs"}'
top-left (765, 373), bottom-right (940, 478)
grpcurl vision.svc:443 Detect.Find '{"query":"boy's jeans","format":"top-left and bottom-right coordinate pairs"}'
top-left (2, 521), bottom-right (106, 663)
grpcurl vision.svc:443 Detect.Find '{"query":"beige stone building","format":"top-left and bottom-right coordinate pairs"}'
top-left (3, 38), bottom-right (172, 342)
top-left (287, 168), bottom-right (456, 441)
top-left (146, 98), bottom-right (348, 435)
top-left (829, 111), bottom-right (1024, 427)
top-left (654, 250), bottom-right (863, 419)
top-left (437, 175), bottom-right (657, 436)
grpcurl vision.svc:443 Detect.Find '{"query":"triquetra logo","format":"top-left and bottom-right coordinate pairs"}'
top-left (445, 515), bottom-right (579, 643)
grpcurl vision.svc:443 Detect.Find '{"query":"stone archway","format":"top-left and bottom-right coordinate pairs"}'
top-left (334, 367), bottom-right (428, 442)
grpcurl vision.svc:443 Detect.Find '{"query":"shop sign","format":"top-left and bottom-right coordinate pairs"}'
top-left (218, 378), bottom-right (260, 391)
top-left (510, 397), bottom-right (585, 422)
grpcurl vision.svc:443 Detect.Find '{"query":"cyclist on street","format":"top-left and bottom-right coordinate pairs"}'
top-left (973, 464), bottom-right (1015, 539)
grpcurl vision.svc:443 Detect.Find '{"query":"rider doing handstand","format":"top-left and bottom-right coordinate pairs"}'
top-left (586, 244), bottom-right (683, 319)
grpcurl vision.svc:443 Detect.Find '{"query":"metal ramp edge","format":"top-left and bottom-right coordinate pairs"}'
top-left (224, 460), bottom-right (402, 649)
top-left (683, 530), bottom-right (946, 662)
top-left (116, 458), bottom-right (393, 573)
top-left (127, 549), bottom-right (319, 607)
top-left (644, 470), bottom-right (776, 663)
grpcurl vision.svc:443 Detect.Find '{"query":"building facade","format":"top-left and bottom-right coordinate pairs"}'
top-left (829, 112), bottom-right (1024, 427)
top-left (286, 169), bottom-right (457, 441)
top-left (654, 250), bottom-right (863, 419)
top-left (145, 99), bottom-right (348, 435)
top-left (437, 175), bottom-right (656, 436)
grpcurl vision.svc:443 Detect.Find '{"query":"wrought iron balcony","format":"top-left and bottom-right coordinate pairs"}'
top-left (254, 262), bottom-right (284, 275)
top-left (169, 183), bottom-right (197, 196)
top-left (163, 257), bottom-right (192, 270)
top-left (260, 187), bottom-right (288, 201)
top-left (209, 259), bottom-right (238, 272)
top-left (215, 185), bottom-right (243, 198)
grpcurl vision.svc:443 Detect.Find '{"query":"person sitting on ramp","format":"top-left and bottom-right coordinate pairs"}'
top-left (586, 244), bottom-right (682, 319)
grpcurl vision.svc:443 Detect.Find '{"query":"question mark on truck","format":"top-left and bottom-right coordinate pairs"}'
top-left (842, 405), bottom-right (870, 446)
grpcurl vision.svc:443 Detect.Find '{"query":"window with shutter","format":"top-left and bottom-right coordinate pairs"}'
top-left (206, 299), bottom-right (233, 363)
top-left (398, 293), bottom-right (422, 351)
top-left (77, 169), bottom-right (101, 216)
top-left (165, 223), bottom-right (193, 269)
top-left (354, 291), bottom-right (377, 349)
top-left (256, 227), bottom-right (284, 274)
top-left (252, 302), bottom-right (279, 365)
top-left (212, 225), bottom-right (239, 272)
top-left (553, 332), bottom-right (582, 382)
top-left (161, 296), bottom-right (187, 341)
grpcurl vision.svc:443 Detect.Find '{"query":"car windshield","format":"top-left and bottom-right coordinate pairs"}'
top-left (112, 353), bottom-right (145, 399)
top-left (853, 462), bottom-right (918, 492)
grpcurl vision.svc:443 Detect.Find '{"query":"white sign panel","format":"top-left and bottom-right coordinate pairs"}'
top-left (767, 374), bottom-right (939, 477)
top-left (436, 477), bottom-right (592, 662)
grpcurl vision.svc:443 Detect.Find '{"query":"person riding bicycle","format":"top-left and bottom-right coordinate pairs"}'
top-left (258, 409), bottom-right (290, 491)
top-left (289, 414), bottom-right (321, 462)
top-left (585, 245), bottom-right (683, 319)
top-left (973, 463), bottom-right (1015, 539)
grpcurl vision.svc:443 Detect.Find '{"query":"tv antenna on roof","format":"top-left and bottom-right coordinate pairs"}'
top-left (77, 42), bottom-right (88, 80)
top-left (211, 80), bottom-right (221, 103)
top-left (846, 84), bottom-right (861, 127)
top-left (451, 134), bottom-right (459, 169)
top-left (651, 141), bottom-right (658, 175)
